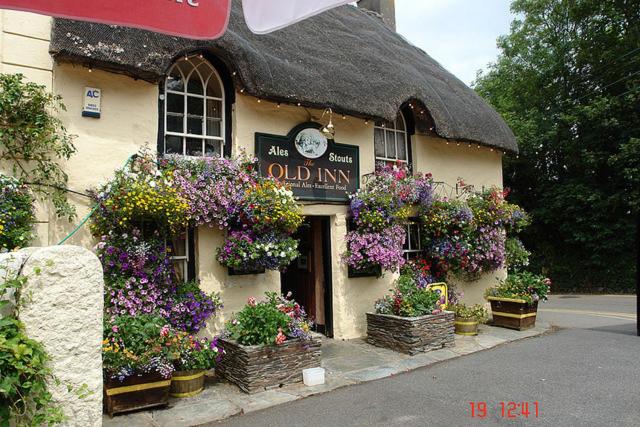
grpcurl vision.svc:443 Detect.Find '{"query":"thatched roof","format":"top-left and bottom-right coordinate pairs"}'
top-left (49, 1), bottom-right (517, 152)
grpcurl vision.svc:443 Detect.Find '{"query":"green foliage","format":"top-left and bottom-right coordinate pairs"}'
top-left (225, 299), bottom-right (291, 346)
top-left (170, 333), bottom-right (222, 371)
top-left (450, 303), bottom-right (488, 323)
top-left (505, 237), bottom-right (531, 272)
top-left (474, 0), bottom-right (639, 292)
top-left (485, 271), bottom-right (552, 305)
top-left (0, 175), bottom-right (35, 251)
top-left (374, 274), bottom-right (443, 317)
top-left (0, 270), bottom-right (64, 426)
top-left (0, 73), bottom-right (76, 220)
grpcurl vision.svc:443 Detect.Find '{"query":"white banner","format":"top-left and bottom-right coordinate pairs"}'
top-left (242, 0), bottom-right (353, 34)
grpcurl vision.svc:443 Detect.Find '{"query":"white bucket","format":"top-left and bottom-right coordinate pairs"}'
top-left (302, 367), bottom-right (325, 386)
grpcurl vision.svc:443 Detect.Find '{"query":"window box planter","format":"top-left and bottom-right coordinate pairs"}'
top-left (170, 369), bottom-right (205, 398)
top-left (454, 316), bottom-right (479, 336)
top-left (366, 311), bottom-right (455, 355)
top-left (103, 372), bottom-right (171, 417)
top-left (487, 297), bottom-right (538, 330)
top-left (216, 336), bottom-right (322, 393)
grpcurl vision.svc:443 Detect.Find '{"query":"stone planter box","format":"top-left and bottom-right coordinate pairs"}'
top-left (366, 311), bottom-right (455, 355)
top-left (487, 297), bottom-right (538, 330)
top-left (216, 336), bottom-right (322, 393)
top-left (103, 372), bottom-right (171, 417)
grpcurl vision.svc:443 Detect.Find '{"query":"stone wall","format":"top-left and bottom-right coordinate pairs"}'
top-left (216, 336), bottom-right (322, 394)
top-left (0, 246), bottom-right (103, 426)
top-left (366, 311), bottom-right (455, 355)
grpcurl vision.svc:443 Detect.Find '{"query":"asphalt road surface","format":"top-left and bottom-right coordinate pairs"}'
top-left (218, 295), bottom-right (639, 427)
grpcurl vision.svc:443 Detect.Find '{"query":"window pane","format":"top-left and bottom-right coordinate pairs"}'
top-left (166, 70), bottom-right (184, 92)
top-left (187, 75), bottom-right (204, 94)
top-left (397, 132), bottom-right (407, 161)
top-left (188, 96), bottom-right (204, 116)
top-left (385, 130), bottom-right (396, 159)
top-left (206, 99), bottom-right (222, 137)
top-left (169, 230), bottom-right (187, 257)
top-left (374, 128), bottom-right (385, 158)
top-left (167, 114), bottom-right (183, 132)
top-left (396, 114), bottom-right (406, 131)
top-left (207, 75), bottom-right (222, 98)
top-left (187, 116), bottom-right (203, 135)
top-left (165, 136), bottom-right (183, 154)
top-left (409, 223), bottom-right (420, 250)
top-left (173, 261), bottom-right (186, 283)
top-left (186, 138), bottom-right (204, 156)
top-left (167, 93), bottom-right (184, 113)
top-left (205, 140), bottom-right (222, 157)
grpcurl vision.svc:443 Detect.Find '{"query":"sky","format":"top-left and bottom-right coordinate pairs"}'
top-left (395, 0), bottom-right (515, 86)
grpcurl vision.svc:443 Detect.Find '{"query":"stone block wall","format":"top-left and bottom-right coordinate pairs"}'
top-left (0, 246), bottom-right (103, 426)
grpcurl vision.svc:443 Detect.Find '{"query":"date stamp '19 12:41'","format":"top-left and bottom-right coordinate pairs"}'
top-left (469, 401), bottom-right (540, 419)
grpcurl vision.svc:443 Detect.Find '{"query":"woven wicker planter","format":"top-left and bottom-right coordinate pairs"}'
top-left (216, 336), bottom-right (322, 394)
top-left (170, 369), bottom-right (205, 398)
top-left (454, 316), bottom-right (479, 336)
top-left (487, 297), bottom-right (538, 330)
top-left (366, 311), bottom-right (455, 355)
top-left (103, 372), bottom-right (171, 417)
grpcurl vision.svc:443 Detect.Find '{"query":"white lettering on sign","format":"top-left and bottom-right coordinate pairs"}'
top-left (172, 0), bottom-right (200, 7)
top-left (82, 87), bottom-right (102, 118)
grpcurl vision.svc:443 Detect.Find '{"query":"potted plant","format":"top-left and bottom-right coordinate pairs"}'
top-left (169, 333), bottom-right (224, 398)
top-left (450, 303), bottom-right (488, 336)
top-left (216, 292), bottom-right (320, 394)
top-left (484, 272), bottom-right (551, 330)
top-left (102, 315), bottom-right (175, 417)
top-left (367, 274), bottom-right (454, 355)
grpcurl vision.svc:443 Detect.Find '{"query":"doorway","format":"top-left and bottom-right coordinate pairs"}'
top-left (281, 216), bottom-right (333, 337)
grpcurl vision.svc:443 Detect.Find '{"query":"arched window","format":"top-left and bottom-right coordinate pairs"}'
top-left (374, 113), bottom-right (409, 164)
top-left (163, 56), bottom-right (225, 157)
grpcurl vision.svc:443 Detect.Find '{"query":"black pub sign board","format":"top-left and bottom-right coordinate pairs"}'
top-left (255, 122), bottom-right (360, 202)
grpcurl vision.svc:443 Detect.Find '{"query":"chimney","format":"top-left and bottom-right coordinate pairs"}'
top-left (358, 0), bottom-right (396, 31)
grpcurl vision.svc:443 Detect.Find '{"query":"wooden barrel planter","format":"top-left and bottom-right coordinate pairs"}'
top-left (170, 370), bottom-right (205, 398)
top-left (103, 372), bottom-right (171, 417)
top-left (216, 336), bottom-right (322, 394)
top-left (487, 297), bottom-right (538, 331)
top-left (366, 311), bottom-right (455, 355)
top-left (454, 316), bottom-right (479, 336)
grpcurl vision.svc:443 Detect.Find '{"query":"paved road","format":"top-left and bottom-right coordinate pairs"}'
top-left (218, 295), bottom-right (639, 427)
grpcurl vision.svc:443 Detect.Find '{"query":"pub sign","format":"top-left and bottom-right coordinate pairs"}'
top-left (255, 123), bottom-right (359, 202)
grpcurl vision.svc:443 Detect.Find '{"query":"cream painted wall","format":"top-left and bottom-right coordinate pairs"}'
top-left (0, 11), bottom-right (53, 244)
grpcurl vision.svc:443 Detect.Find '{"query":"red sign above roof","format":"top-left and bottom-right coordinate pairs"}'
top-left (0, 0), bottom-right (231, 40)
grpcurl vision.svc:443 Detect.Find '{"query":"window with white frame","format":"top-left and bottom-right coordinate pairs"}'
top-left (166, 228), bottom-right (193, 283)
top-left (164, 56), bottom-right (224, 157)
top-left (403, 220), bottom-right (422, 260)
top-left (374, 113), bottom-right (409, 163)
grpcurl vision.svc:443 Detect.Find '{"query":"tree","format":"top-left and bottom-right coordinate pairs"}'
top-left (0, 73), bottom-right (76, 220)
top-left (474, 0), bottom-right (640, 292)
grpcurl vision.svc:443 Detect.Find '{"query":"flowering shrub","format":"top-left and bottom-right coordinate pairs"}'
top-left (343, 163), bottom-right (434, 273)
top-left (505, 237), bottom-right (530, 272)
top-left (450, 303), bottom-right (488, 322)
top-left (374, 274), bottom-right (445, 317)
top-left (216, 231), bottom-right (299, 271)
top-left (102, 314), bottom-right (175, 382)
top-left (166, 281), bottom-right (223, 333)
top-left (484, 272), bottom-right (551, 304)
top-left (169, 332), bottom-right (224, 371)
top-left (225, 292), bottom-right (313, 346)
top-left (241, 180), bottom-right (303, 234)
top-left (91, 153), bottom-right (189, 236)
top-left (0, 175), bottom-right (35, 251)
top-left (399, 256), bottom-right (442, 287)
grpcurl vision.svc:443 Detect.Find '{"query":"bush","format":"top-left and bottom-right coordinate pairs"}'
top-left (0, 175), bottom-right (35, 251)
top-left (374, 274), bottom-right (444, 317)
top-left (225, 292), bottom-right (313, 346)
top-left (170, 333), bottom-right (224, 371)
top-left (484, 271), bottom-right (551, 305)
top-left (450, 303), bottom-right (488, 322)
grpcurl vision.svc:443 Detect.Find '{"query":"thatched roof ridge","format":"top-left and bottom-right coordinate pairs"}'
top-left (49, 1), bottom-right (517, 152)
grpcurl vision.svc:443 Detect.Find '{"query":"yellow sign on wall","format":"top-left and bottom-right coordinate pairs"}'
top-left (428, 282), bottom-right (448, 309)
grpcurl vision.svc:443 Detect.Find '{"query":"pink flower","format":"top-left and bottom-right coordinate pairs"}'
top-left (431, 309), bottom-right (442, 315)
top-left (111, 325), bottom-right (119, 333)
top-left (160, 325), bottom-right (170, 337)
top-left (275, 329), bottom-right (286, 345)
top-left (247, 297), bottom-right (257, 307)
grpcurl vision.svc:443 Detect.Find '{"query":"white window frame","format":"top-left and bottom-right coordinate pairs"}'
top-left (374, 113), bottom-right (409, 163)
top-left (164, 57), bottom-right (225, 157)
top-left (168, 228), bottom-right (191, 283)
top-left (403, 220), bottom-right (422, 260)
